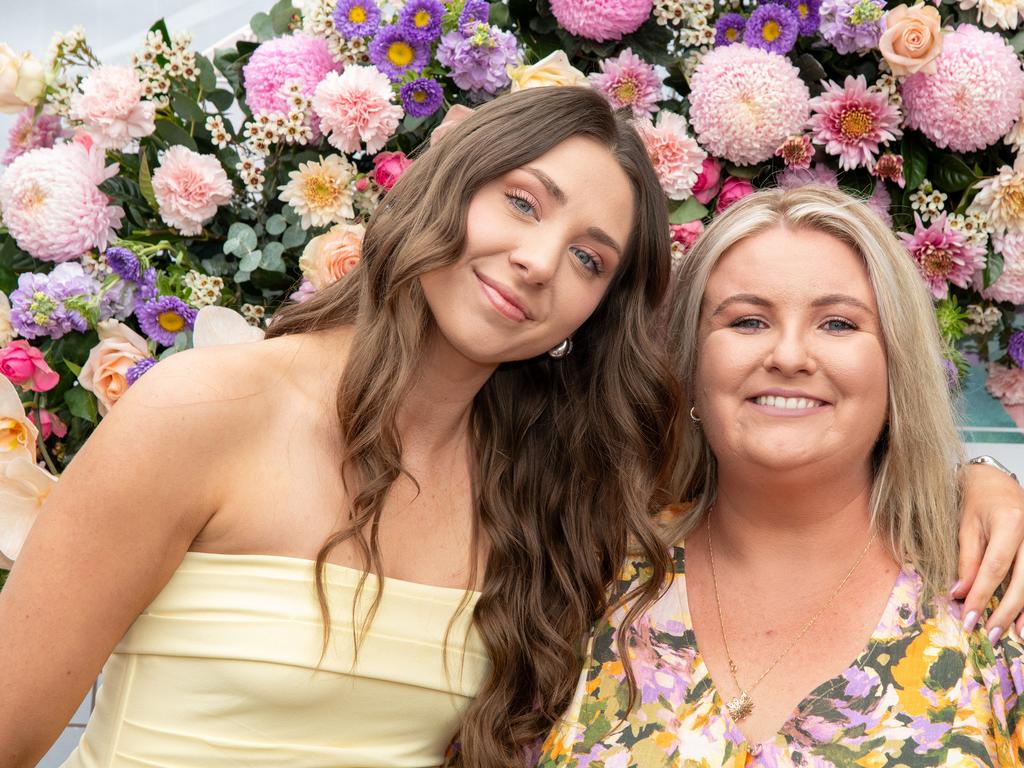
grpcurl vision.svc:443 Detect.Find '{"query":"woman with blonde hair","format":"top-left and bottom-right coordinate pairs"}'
top-left (539, 185), bottom-right (1023, 766)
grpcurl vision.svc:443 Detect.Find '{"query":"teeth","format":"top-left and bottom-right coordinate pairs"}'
top-left (754, 395), bottom-right (824, 409)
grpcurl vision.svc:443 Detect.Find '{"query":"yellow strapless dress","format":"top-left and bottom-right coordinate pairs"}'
top-left (62, 551), bottom-right (488, 767)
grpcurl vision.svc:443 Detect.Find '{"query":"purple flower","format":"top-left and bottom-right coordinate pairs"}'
top-left (126, 357), bottom-right (158, 386)
top-left (436, 24), bottom-right (519, 96)
top-left (333, 0), bottom-right (382, 39)
top-left (714, 13), bottom-right (746, 46)
top-left (9, 263), bottom-right (100, 340)
top-left (744, 4), bottom-right (799, 54)
top-left (398, 0), bottom-right (445, 44)
top-left (400, 77), bottom-right (444, 117)
top-left (136, 295), bottom-right (198, 347)
top-left (104, 246), bottom-right (142, 283)
top-left (368, 25), bottom-right (431, 81)
top-left (1009, 331), bottom-right (1024, 368)
top-left (819, 0), bottom-right (885, 55)
top-left (782, 0), bottom-right (823, 36)
top-left (459, 0), bottom-right (490, 30)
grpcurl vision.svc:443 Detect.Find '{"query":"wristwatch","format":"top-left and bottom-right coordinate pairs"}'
top-left (967, 455), bottom-right (1020, 484)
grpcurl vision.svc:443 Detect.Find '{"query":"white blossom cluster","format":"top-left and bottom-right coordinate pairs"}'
top-left (132, 30), bottom-right (199, 109)
top-left (303, 0), bottom-right (373, 64)
top-left (909, 179), bottom-right (948, 223)
top-left (184, 270), bottom-right (225, 308)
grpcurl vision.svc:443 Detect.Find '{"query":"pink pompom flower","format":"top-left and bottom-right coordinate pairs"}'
top-left (0, 341), bottom-right (59, 392)
top-left (807, 75), bottom-right (902, 171)
top-left (0, 137), bottom-right (124, 262)
top-left (635, 110), bottom-right (707, 201)
top-left (151, 145), bottom-right (233, 237)
top-left (2, 107), bottom-right (63, 165)
top-left (69, 65), bottom-right (156, 150)
top-left (689, 44), bottom-right (810, 166)
top-left (549, 0), bottom-right (653, 41)
top-left (902, 24), bottom-right (1024, 153)
top-left (312, 66), bottom-right (404, 154)
top-left (987, 363), bottom-right (1024, 406)
top-left (898, 213), bottom-right (986, 299)
top-left (587, 48), bottom-right (662, 119)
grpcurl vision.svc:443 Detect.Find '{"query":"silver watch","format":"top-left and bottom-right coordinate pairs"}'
top-left (967, 455), bottom-right (1020, 484)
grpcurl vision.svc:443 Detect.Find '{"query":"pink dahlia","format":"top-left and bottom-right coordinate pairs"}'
top-left (986, 363), bottom-right (1024, 406)
top-left (775, 134), bottom-right (814, 170)
top-left (151, 145), bottom-right (233, 237)
top-left (312, 66), bottom-right (404, 154)
top-left (549, 0), bottom-right (653, 42)
top-left (0, 137), bottom-right (124, 262)
top-left (689, 44), bottom-right (810, 166)
top-left (807, 75), bottom-right (901, 171)
top-left (902, 24), bottom-right (1024, 153)
top-left (242, 34), bottom-right (341, 137)
top-left (588, 48), bottom-right (662, 119)
top-left (982, 231), bottom-right (1024, 304)
top-left (69, 65), bottom-right (156, 150)
top-left (2, 108), bottom-right (63, 165)
top-left (635, 110), bottom-right (707, 200)
top-left (898, 213), bottom-right (986, 299)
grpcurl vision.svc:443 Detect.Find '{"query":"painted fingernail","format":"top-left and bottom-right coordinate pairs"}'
top-left (988, 626), bottom-right (1003, 645)
top-left (949, 580), bottom-right (963, 598)
top-left (963, 610), bottom-right (979, 631)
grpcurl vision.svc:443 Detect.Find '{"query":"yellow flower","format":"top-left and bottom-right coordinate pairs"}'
top-left (508, 51), bottom-right (589, 92)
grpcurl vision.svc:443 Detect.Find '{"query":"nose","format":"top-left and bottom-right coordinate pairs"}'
top-left (763, 327), bottom-right (817, 376)
top-left (508, 234), bottom-right (561, 285)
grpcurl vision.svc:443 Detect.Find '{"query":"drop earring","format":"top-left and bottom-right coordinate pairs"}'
top-left (548, 338), bottom-right (573, 358)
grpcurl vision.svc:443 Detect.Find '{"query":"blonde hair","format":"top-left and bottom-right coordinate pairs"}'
top-left (665, 184), bottom-right (962, 596)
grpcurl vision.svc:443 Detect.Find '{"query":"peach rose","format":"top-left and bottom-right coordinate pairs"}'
top-left (78, 320), bottom-right (150, 416)
top-left (298, 222), bottom-right (365, 290)
top-left (508, 51), bottom-right (589, 92)
top-left (0, 374), bottom-right (37, 464)
top-left (878, 4), bottom-right (943, 77)
top-left (0, 44), bottom-right (46, 114)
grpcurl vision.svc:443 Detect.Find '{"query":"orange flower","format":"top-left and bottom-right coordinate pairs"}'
top-left (878, 4), bottom-right (943, 77)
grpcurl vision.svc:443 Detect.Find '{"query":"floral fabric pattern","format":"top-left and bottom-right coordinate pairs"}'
top-left (538, 546), bottom-right (1024, 767)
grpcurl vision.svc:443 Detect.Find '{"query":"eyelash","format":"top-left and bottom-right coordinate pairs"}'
top-left (729, 316), bottom-right (858, 332)
top-left (503, 189), bottom-right (604, 276)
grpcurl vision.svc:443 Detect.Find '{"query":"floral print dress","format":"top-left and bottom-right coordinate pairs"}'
top-left (538, 546), bottom-right (1024, 767)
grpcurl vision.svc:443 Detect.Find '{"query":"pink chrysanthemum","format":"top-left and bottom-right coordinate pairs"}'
top-left (982, 231), bottom-right (1024, 304)
top-left (902, 24), bottom-right (1024, 153)
top-left (2, 108), bottom-right (63, 165)
top-left (775, 135), bottom-right (814, 169)
top-left (69, 65), bottom-right (156, 150)
top-left (807, 75), bottom-right (901, 171)
top-left (0, 137), bottom-right (124, 262)
top-left (588, 48), bottom-right (662, 119)
top-left (689, 44), bottom-right (810, 166)
top-left (898, 213), bottom-right (986, 299)
top-left (986, 362), bottom-right (1024, 405)
top-left (635, 111), bottom-right (707, 200)
top-left (312, 66), bottom-right (404, 154)
top-left (151, 146), bottom-right (234, 237)
top-left (242, 34), bottom-right (341, 137)
top-left (968, 153), bottom-right (1024, 236)
top-left (549, 0), bottom-right (653, 41)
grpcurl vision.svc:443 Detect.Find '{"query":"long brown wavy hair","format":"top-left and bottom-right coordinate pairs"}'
top-left (266, 86), bottom-right (678, 764)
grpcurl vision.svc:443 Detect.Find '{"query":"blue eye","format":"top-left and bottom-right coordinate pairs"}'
top-left (505, 192), bottom-right (536, 217)
top-left (731, 317), bottom-right (766, 330)
top-left (823, 318), bottom-right (856, 332)
top-left (571, 246), bottom-right (601, 274)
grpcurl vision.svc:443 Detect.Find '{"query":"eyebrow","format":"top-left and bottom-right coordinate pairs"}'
top-left (524, 166), bottom-right (624, 256)
top-left (810, 293), bottom-right (875, 313)
top-left (710, 292), bottom-right (874, 316)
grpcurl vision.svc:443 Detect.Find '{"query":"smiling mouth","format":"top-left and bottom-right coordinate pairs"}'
top-left (752, 395), bottom-right (828, 410)
top-left (476, 273), bottom-right (530, 322)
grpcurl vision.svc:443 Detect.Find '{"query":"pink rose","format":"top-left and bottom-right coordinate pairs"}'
top-left (78, 320), bottom-right (150, 416)
top-left (372, 151), bottom-right (412, 190)
top-left (26, 408), bottom-right (67, 441)
top-left (692, 158), bottom-right (723, 205)
top-left (670, 221), bottom-right (705, 252)
top-left (0, 341), bottom-right (59, 392)
top-left (715, 177), bottom-right (755, 213)
top-left (298, 222), bottom-right (365, 290)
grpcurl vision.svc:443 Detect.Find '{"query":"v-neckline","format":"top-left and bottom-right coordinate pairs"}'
top-left (671, 542), bottom-right (917, 752)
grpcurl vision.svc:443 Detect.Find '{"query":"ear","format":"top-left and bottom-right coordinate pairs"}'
top-left (430, 105), bottom-right (475, 146)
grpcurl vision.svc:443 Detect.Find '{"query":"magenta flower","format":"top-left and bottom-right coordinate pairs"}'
top-left (898, 213), bottom-right (986, 300)
top-left (2, 108), bottom-right (63, 166)
top-left (588, 48), bottom-right (662, 119)
top-left (807, 75), bottom-right (902, 171)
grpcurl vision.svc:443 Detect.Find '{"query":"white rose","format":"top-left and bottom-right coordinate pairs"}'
top-left (0, 44), bottom-right (46, 114)
top-left (508, 51), bottom-right (589, 92)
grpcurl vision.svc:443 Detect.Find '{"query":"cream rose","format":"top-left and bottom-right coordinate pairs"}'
top-left (0, 454), bottom-right (57, 562)
top-left (0, 44), bottom-right (46, 114)
top-left (299, 222), bottom-right (365, 290)
top-left (0, 375), bottom-right (37, 464)
top-left (78, 320), bottom-right (150, 416)
top-left (878, 4), bottom-right (944, 77)
top-left (508, 51), bottom-right (589, 92)
top-left (0, 292), bottom-right (14, 347)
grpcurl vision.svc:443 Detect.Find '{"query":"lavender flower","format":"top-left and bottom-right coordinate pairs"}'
top-left (126, 357), bottom-right (158, 386)
top-left (368, 25), bottom-right (431, 81)
top-left (136, 295), bottom-right (198, 347)
top-left (714, 13), bottom-right (746, 46)
top-left (104, 246), bottom-right (142, 283)
top-left (436, 24), bottom-right (519, 96)
top-left (1010, 330), bottom-right (1024, 368)
top-left (333, 0), bottom-right (382, 39)
top-left (459, 0), bottom-right (490, 30)
top-left (400, 77), bottom-right (444, 117)
top-left (819, 0), bottom-right (885, 55)
top-left (782, 0), bottom-right (823, 36)
top-left (134, 268), bottom-right (159, 311)
top-left (744, 4), bottom-right (799, 54)
top-left (398, 0), bottom-right (445, 44)
top-left (9, 263), bottom-right (100, 340)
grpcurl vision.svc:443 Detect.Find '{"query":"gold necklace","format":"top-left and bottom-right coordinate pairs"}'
top-left (706, 514), bottom-right (878, 722)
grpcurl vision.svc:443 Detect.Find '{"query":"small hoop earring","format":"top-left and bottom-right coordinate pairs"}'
top-left (689, 406), bottom-right (701, 424)
top-left (548, 338), bottom-right (573, 359)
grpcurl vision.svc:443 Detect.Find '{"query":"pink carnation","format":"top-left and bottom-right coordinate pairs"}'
top-left (902, 24), bottom-right (1024, 153)
top-left (2, 107), bottom-right (63, 165)
top-left (549, 0), bottom-right (653, 41)
top-left (807, 75), bottom-right (901, 171)
top-left (0, 137), bottom-right (124, 262)
top-left (588, 48), bottom-right (662, 119)
top-left (982, 231), bottom-right (1024, 304)
top-left (635, 110), bottom-right (707, 200)
top-left (312, 66), bottom-right (403, 154)
top-left (689, 44), bottom-right (810, 166)
top-left (70, 65), bottom-right (156, 150)
top-left (898, 213), bottom-right (986, 299)
top-left (242, 34), bottom-right (341, 136)
top-left (986, 363), bottom-right (1024, 406)
top-left (151, 145), bottom-right (233, 237)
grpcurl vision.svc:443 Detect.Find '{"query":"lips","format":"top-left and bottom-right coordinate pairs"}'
top-left (475, 271), bottom-right (532, 322)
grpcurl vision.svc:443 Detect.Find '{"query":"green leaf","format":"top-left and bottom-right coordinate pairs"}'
top-left (154, 119), bottom-right (198, 151)
top-left (138, 152), bottom-right (158, 212)
top-left (489, 2), bottom-right (511, 27)
top-left (261, 242), bottom-right (287, 272)
top-left (250, 12), bottom-right (275, 41)
top-left (239, 250), bottom-right (263, 272)
top-left (931, 154), bottom-right (979, 193)
top-left (148, 18), bottom-right (172, 46)
top-left (234, 269), bottom-right (252, 283)
top-left (282, 224), bottom-right (307, 249)
top-left (724, 163), bottom-right (759, 179)
top-left (196, 54), bottom-right (217, 92)
top-left (281, 205), bottom-right (300, 224)
top-left (206, 88), bottom-right (234, 112)
top-left (270, 0), bottom-right (297, 34)
top-left (227, 223), bottom-right (258, 253)
top-left (171, 90), bottom-right (205, 123)
top-left (901, 132), bottom-right (927, 192)
top-left (983, 248), bottom-right (1004, 288)
top-left (266, 215), bottom-right (287, 235)
top-left (65, 387), bottom-right (98, 425)
top-left (223, 237), bottom-right (241, 256)
top-left (669, 197), bottom-right (708, 224)
top-left (64, 359), bottom-right (82, 377)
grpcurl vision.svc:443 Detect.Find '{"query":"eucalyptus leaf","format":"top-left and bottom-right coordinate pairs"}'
top-left (983, 248), bottom-right (1004, 288)
top-left (196, 54), bottom-right (218, 91)
top-left (270, 0), bottom-right (297, 33)
top-left (235, 269), bottom-right (252, 283)
top-left (250, 12), bottom-right (274, 41)
top-left (266, 214), bottom-right (287, 235)
top-left (261, 243), bottom-right (287, 272)
top-left (669, 196), bottom-right (708, 224)
top-left (228, 222), bottom-right (258, 253)
top-left (223, 237), bottom-right (241, 256)
top-left (282, 224), bottom-right (307, 249)
top-left (65, 387), bottom-right (98, 425)
top-left (282, 205), bottom-right (300, 224)
top-left (239, 250), bottom-right (263, 272)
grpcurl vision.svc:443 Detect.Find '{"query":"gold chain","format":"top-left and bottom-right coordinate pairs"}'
top-left (707, 512), bottom-right (878, 722)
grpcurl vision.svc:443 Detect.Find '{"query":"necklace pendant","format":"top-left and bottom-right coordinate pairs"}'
top-left (725, 691), bottom-right (754, 722)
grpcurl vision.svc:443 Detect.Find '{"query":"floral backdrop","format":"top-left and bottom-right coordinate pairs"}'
top-left (1, 0), bottom-right (1024, 569)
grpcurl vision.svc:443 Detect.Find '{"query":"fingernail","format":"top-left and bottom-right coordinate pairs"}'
top-left (988, 626), bottom-right (1003, 645)
top-left (949, 580), bottom-right (963, 598)
top-left (963, 610), bottom-right (979, 631)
